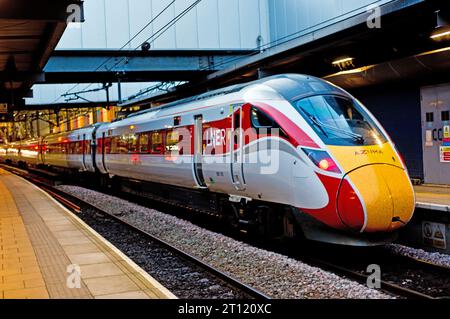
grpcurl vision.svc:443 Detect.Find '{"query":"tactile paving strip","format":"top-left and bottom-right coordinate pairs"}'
top-left (2, 174), bottom-right (92, 299)
top-left (0, 173), bottom-right (49, 299)
top-left (0, 169), bottom-right (176, 299)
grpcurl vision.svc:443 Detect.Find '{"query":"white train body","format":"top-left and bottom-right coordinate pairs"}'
top-left (0, 75), bottom-right (415, 245)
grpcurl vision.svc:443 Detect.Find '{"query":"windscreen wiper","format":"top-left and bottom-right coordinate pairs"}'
top-left (298, 107), bottom-right (329, 138)
top-left (311, 117), bottom-right (365, 143)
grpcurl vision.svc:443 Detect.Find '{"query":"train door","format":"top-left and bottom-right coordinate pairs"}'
top-left (421, 84), bottom-right (450, 185)
top-left (193, 115), bottom-right (207, 188)
top-left (101, 132), bottom-right (108, 172)
top-left (82, 134), bottom-right (86, 170)
top-left (231, 104), bottom-right (246, 191)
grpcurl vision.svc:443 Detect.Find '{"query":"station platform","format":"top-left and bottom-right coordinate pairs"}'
top-left (414, 185), bottom-right (450, 212)
top-left (0, 168), bottom-right (176, 299)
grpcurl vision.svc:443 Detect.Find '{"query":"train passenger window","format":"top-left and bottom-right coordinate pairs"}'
top-left (442, 111), bottom-right (450, 122)
top-left (165, 130), bottom-right (179, 154)
top-left (110, 137), bottom-right (117, 154)
top-left (104, 137), bottom-right (111, 154)
top-left (138, 133), bottom-right (150, 153)
top-left (426, 112), bottom-right (434, 123)
top-left (129, 134), bottom-right (138, 153)
top-left (85, 141), bottom-right (91, 155)
top-left (118, 136), bottom-right (128, 154)
top-left (151, 132), bottom-right (164, 154)
top-left (76, 141), bottom-right (83, 154)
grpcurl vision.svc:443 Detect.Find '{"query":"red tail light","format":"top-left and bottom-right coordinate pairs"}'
top-left (302, 148), bottom-right (341, 173)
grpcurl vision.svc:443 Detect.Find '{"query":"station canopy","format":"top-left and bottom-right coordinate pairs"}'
top-left (0, 0), bottom-right (82, 108)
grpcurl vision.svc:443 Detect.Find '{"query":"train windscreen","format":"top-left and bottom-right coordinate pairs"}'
top-left (293, 95), bottom-right (387, 146)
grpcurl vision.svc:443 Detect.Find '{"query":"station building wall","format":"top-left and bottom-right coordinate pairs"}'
top-left (351, 85), bottom-right (424, 180)
top-left (58, 0), bottom-right (270, 50)
top-left (29, 0), bottom-right (271, 106)
top-left (267, 0), bottom-right (391, 43)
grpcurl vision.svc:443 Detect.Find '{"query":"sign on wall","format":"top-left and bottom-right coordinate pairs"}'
top-left (444, 125), bottom-right (450, 146)
top-left (0, 103), bottom-right (8, 114)
top-left (440, 146), bottom-right (450, 163)
top-left (423, 221), bottom-right (447, 250)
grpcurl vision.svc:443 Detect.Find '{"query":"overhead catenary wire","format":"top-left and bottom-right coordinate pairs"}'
top-left (48, 0), bottom-right (203, 129)
top-left (125, 0), bottom-right (388, 103)
top-left (51, 0), bottom-right (178, 104)
top-left (61, 0), bottom-right (202, 103)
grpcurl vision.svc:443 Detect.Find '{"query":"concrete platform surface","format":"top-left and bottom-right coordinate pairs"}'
top-left (0, 168), bottom-right (176, 299)
top-left (414, 185), bottom-right (450, 212)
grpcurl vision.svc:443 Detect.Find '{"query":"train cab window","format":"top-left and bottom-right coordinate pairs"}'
top-left (138, 133), bottom-right (150, 153)
top-left (294, 95), bottom-right (388, 146)
top-left (165, 130), bottom-right (179, 154)
top-left (250, 107), bottom-right (287, 138)
top-left (151, 132), bottom-right (164, 154)
top-left (251, 107), bottom-right (276, 129)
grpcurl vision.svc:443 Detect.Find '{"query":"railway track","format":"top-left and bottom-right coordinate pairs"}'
top-left (3, 164), bottom-right (449, 300)
top-left (285, 243), bottom-right (450, 300)
top-left (299, 255), bottom-right (443, 299)
top-left (2, 165), bottom-right (271, 300)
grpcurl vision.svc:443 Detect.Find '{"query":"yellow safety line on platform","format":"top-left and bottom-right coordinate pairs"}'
top-left (0, 169), bottom-right (49, 299)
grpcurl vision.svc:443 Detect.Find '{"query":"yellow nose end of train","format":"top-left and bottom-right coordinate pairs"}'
top-left (347, 164), bottom-right (415, 232)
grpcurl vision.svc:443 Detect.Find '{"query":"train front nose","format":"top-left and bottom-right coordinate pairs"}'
top-left (337, 165), bottom-right (415, 233)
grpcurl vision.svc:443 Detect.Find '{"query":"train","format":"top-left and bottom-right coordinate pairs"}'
top-left (0, 74), bottom-right (416, 246)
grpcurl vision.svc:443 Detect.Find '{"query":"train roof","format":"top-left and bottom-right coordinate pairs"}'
top-left (127, 74), bottom-right (348, 119)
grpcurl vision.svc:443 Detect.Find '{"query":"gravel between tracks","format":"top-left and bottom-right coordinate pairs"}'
top-left (58, 185), bottom-right (391, 299)
top-left (387, 244), bottom-right (450, 268)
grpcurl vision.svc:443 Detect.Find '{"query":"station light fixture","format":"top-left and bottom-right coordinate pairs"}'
top-left (331, 57), bottom-right (354, 71)
top-left (431, 28), bottom-right (450, 41)
top-left (431, 10), bottom-right (450, 41)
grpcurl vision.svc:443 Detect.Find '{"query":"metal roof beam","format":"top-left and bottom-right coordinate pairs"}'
top-left (0, 0), bottom-right (84, 22)
top-left (0, 72), bottom-right (45, 82)
top-left (41, 49), bottom-right (257, 84)
top-left (16, 101), bottom-right (117, 111)
top-left (207, 0), bottom-right (425, 82)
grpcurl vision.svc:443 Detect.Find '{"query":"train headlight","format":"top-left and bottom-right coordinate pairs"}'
top-left (302, 148), bottom-right (341, 174)
top-left (319, 159), bottom-right (330, 170)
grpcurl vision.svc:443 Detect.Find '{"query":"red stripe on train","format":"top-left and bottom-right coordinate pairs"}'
top-left (250, 102), bottom-right (319, 149)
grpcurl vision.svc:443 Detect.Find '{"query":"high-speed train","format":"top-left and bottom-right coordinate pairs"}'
top-left (0, 74), bottom-right (415, 246)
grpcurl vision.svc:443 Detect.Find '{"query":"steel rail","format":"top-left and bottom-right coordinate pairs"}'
top-left (302, 256), bottom-right (436, 299)
top-left (3, 165), bottom-right (271, 300)
top-left (3, 164), bottom-right (447, 300)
